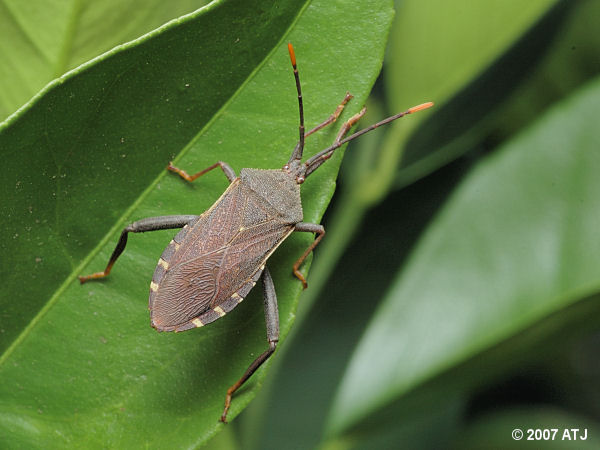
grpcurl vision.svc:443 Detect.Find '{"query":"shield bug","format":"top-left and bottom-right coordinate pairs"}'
top-left (79, 43), bottom-right (433, 422)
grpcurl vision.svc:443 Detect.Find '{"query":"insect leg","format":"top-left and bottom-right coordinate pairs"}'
top-left (291, 222), bottom-right (325, 289)
top-left (78, 215), bottom-right (198, 284)
top-left (167, 161), bottom-right (237, 183)
top-left (221, 266), bottom-right (279, 423)
top-left (303, 102), bottom-right (433, 180)
top-left (333, 107), bottom-right (368, 145)
top-left (304, 107), bottom-right (367, 178)
top-left (305, 92), bottom-right (353, 138)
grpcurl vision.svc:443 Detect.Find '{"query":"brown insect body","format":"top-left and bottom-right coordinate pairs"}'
top-left (149, 169), bottom-right (301, 332)
top-left (78, 42), bottom-right (433, 422)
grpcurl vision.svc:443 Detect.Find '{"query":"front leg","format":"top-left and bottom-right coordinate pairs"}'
top-left (167, 161), bottom-right (237, 183)
top-left (79, 215), bottom-right (198, 283)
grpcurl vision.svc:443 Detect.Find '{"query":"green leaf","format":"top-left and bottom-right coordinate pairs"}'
top-left (327, 75), bottom-right (600, 434)
top-left (0, 0), bottom-right (394, 447)
top-left (394, 0), bottom-right (575, 187)
top-left (388, 0), bottom-right (557, 111)
top-left (0, 0), bottom-right (210, 121)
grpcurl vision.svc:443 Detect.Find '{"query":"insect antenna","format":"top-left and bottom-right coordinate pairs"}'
top-left (303, 101), bottom-right (434, 178)
top-left (287, 43), bottom-right (305, 165)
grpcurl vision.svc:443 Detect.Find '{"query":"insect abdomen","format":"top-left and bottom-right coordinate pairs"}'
top-left (149, 178), bottom-right (295, 332)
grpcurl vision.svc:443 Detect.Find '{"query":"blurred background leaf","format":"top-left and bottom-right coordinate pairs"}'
top-left (330, 73), bottom-right (600, 436)
top-left (454, 407), bottom-right (600, 449)
top-left (0, 0), bottom-right (212, 122)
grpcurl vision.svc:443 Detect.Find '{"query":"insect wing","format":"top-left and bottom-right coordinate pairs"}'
top-left (149, 180), bottom-right (293, 331)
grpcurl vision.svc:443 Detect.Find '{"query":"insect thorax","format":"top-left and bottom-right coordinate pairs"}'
top-left (240, 168), bottom-right (302, 223)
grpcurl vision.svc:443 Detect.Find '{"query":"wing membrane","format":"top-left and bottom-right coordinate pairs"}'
top-left (150, 180), bottom-right (294, 329)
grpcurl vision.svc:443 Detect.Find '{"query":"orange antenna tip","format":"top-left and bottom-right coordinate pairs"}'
top-left (288, 43), bottom-right (297, 67)
top-left (407, 102), bottom-right (434, 114)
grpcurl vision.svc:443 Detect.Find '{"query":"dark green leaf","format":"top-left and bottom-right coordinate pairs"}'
top-left (328, 76), bottom-right (600, 434)
top-left (0, 0), bottom-right (394, 446)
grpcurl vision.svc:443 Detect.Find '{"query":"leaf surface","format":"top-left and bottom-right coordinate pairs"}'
top-left (0, 0), bottom-right (210, 121)
top-left (328, 76), bottom-right (600, 434)
top-left (0, 0), bottom-right (394, 446)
